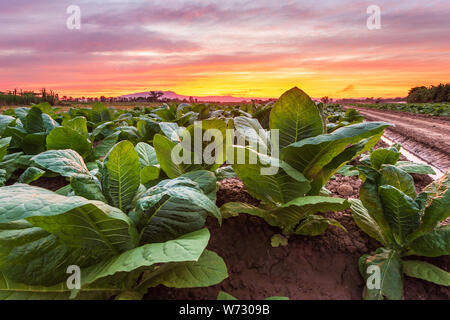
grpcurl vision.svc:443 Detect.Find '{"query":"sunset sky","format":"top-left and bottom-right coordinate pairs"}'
top-left (1, 0), bottom-right (449, 99)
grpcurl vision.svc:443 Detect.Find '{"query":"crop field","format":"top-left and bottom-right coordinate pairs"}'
top-left (352, 102), bottom-right (450, 117)
top-left (0, 87), bottom-right (448, 301)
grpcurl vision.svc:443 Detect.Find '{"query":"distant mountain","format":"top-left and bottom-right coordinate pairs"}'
top-left (119, 90), bottom-right (271, 103)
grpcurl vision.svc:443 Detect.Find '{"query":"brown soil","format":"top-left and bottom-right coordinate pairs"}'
top-left (215, 178), bottom-right (260, 208)
top-left (348, 106), bottom-right (450, 172)
top-left (30, 176), bottom-right (68, 191)
top-left (6, 170), bottom-right (68, 192)
top-left (145, 174), bottom-right (449, 300)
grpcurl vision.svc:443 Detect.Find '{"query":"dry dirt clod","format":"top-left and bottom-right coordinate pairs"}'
top-left (337, 184), bottom-right (354, 196)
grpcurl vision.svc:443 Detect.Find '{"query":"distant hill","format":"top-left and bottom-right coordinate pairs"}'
top-left (119, 90), bottom-right (271, 103)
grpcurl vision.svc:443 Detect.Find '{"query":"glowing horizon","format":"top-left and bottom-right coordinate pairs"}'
top-left (1, 0), bottom-right (449, 99)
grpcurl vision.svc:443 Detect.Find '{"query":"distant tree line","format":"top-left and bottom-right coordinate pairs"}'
top-left (407, 83), bottom-right (450, 103)
top-left (0, 88), bottom-right (59, 106)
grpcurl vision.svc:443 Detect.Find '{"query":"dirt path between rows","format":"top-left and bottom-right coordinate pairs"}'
top-left (346, 107), bottom-right (450, 172)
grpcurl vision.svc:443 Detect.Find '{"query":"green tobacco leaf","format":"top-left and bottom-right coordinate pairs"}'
top-left (140, 166), bottom-right (160, 185)
top-left (0, 115), bottom-right (15, 136)
top-left (337, 165), bottom-right (359, 177)
top-left (46, 127), bottom-right (92, 157)
top-left (55, 184), bottom-right (72, 196)
top-left (138, 249), bottom-right (228, 290)
top-left (395, 161), bottom-right (436, 175)
top-left (159, 122), bottom-right (182, 142)
top-left (70, 175), bottom-right (106, 202)
top-left (215, 166), bottom-right (236, 181)
top-left (32, 149), bottom-right (90, 177)
top-left (24, 107), bottom-right (45, 134)
top-left (64, 116), bottom-right (88, 137)
top-left (0, 169), bottom-right (6, 187)
top-left (233, 116), bottom-right (271, 152)
top-left (153, 134), bottom-right (201, 178)
top-left (379, 165), bottom-right (416, 199)
top-left (34, 150), bottom-right (106, 202)
top-left (349, 199), bottom-right (389, 246)
top-left (408, 225), bottom-right (450, 257)
top-left (403, 260), bottom-right (450, 286)
top-left (0, 272), bottom-right (120, 300)
top-left (0, 185), bottom-right (137, 251)
top-left (265, 296), bottom-right (290, 300)
top-left (269, 87), bottom-right (323, 148)
top-left (102, 141), bottom-right (141, 212)
top-left (411, 173), bottom-right (450, 238)
top-left (92, 131), bottom-right (120, 159)
top-left (0, 185), bottom-right (138, 285)
top-left (135, 142), bottom-right (160, 184)
top-left (0, 272), bottom-right (72, 300)
top-left (379, 185), bottom-right (420, 245)
top-left (14, 107), bottom-right (30, 123)
top-left (22, 133), bottom-right (47, 154)
top-left (370, 147), bottom-right (401, 170)
top-left (0, 137), bottom-right (11, 162)
top-left (136, 118), bottom-right (160, 141)
top-left (18, 167), bottom-right (45, 184)
top-left (91, 102), bottom-right (112, 123)
top-left (359, 248), bottom-right (403, 300)
top-left (231, 145), bottom-right (310, 204)
top-left (270, 234), bottom-right (288, 247)
top-left (281, 122), bottom-right (389, 194)
top-left (183, 119), bottom-right (228, 171)
top-left (217, 291), bottom-right (289, 300)
top-left (92, 121), bottom-right (115, 138)
top-left (81, 228), bottom-right (210, 287)
top-left (2, 126), bottom-right (27, 149)
top-left (34, 103), bottom-right (55, 116)
top-left (309, 136), bottom-right (381, 194)
top-left (41, 113), bottom-right (60, 134)
top-left (359, 180), bottom-right (393, 244)
top-left (217, 291), bottom-right (238, 300)
top-left (135, 179), bottom-right (220, 243)
top-left (294, 215), bottom-right (346, 236)
top-left (181, 170), bottom-right (217, 202)
top-left (273, 196), bottom-right (349, 233)
top-left (220, 202), bottom-right (268, 219)
top-left (135, 142), bottom-right (159, 167)
top-left (220, 197), bottom-right (348, 234)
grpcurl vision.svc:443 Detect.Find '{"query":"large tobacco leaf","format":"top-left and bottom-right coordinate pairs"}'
top-left (379, 165), bottom-right (416, 199)
top-left (46, 127), bottom-right (92, 157)
top-left (281, 122), bottom-right (389, 194)
top-left (220, 196), bottom-right (348, 235)
top-left (402, 260), bottom-right (450, 286)
top-left (153, 134), bottom-right (201, 178)
top-left (80, 228), bottom-right (211, 287)
top-left (410, 173), bottom-right (450, 239)
top-left (102, 141), bottom-right (141, 212)
top-left (269, 87), bottom-right (323, 149)
top-left (0, 184), bottom-right (138, 285)
top-left (134, 177), bottom-right (220, 243)
top-left (359, 248), bottom-right (403, 300)
top-left (230, 146), bottom-right (310, 204)
top-left (407, 225), bottom-right (450, 257)
top-left (378, 185), bottom-right (420, 245)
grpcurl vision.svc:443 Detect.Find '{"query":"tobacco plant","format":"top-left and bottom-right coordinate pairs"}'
top-left (221, 87), bottom-right (391, 236)
top-left (350, 148), bottom-right (449, 299)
